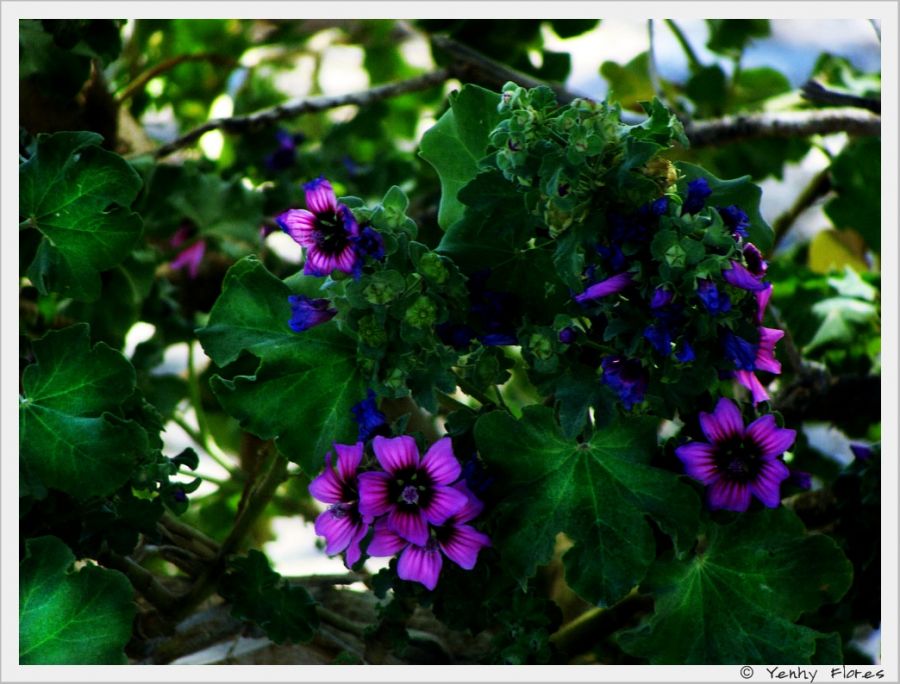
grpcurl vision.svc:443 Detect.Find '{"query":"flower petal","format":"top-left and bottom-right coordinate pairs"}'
top-left (314, 508), bottom-right (360, 555)
top-left (707, 479), bottom-right (752, 512)
top-left (675, 442), bottom-right (719, 484)
top-left (723, 261), bottom-right (768, 291)
top-left (735, 370), bottom-right (770, 404)
top-left (304, 247), bottom-right (338, 277)
top-left (699, 397), bottom-right (744, 444)
top-left (756, 284), bottom-right (773, 324)
top-left (304, 177), bottom-right (337, 214)
top-left (372, 435), bottom-right (420, 474)
top-left (333, 442), bottom-right (364, 482)
top-left (421, 485), bottom-right (468, 526)
top-left (277, 209), bottom-right (317, 248)
top-left (357, 471), bottom-right (393, 518)
top-left (755, 327), bottom-right (784, 374)
top-left (397, 544), bottom-right (443, 591)
top-left (308, 454), bottom-right (343, 503)
top-left (750, 459), bottom-right (790, 507)
top-left (333, 245), bottom-right (359, 274)
top-left (420, 437), bottom-right (461, 485)
top-left (367, 519), bottom-right (408, 557)
top-left (574, 273), bottom-right (633, 304)
top-left (439, 524), bottom-right (491, 570)
top-left (170, 241), bottom-right (206, 279)
top-left (387, 507), bottom-right (429, 546)
top-left (345, 526), bottom-right (367, 568)
top-left (449, 482), bottom-right (484, 524)
top-left (746, 415), bottom-right (796, 459)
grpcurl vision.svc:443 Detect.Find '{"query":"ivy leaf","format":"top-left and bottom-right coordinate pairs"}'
top-left (219, 549), bottom-right (319, 644)
top-left (474, 406), bottom-right (700, 606)
top-left (617, 508), bottom-right (853, 664)
top-left (19, 324), bottom-right (147, 499)
top-left (20, 131), bottom-right (143, 302)
top-left (420, 84), bottom-right (502, 230)
top-left (197, 256), bottom-right (363, 475)
top-left (20, 536), bottom-right (135, 664)
top-left (677, 162), bottom-right (773, 252)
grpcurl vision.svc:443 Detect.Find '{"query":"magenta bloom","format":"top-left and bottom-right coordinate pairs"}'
top-left (288, 294), bottom-right (337, 332)
top-left (676, 398), bottom-right (795, 512)
top-left (735, 326), bottom-right (783, 404)
top-left (756, 283), bottom-right (773, 324)
top-left (358, 436), bottom-right (468, 546)
top-left (169, 226), bottom-right (206, 279)
top-left (722, 260), bottom-right (768, 292)
top-left (367, 482), bottom-right (491, 590)
top-left (308, 442), bottom-right (370, 567)
top-left (574, 272), bottom-right (633, 304)
top-left (277, 177), bottom-right (360, 276)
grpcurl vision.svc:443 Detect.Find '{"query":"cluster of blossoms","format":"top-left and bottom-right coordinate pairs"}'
top-left (309, 433), bottom-right (491, 590)
top-left (572, 177), bottom-right (783, 410)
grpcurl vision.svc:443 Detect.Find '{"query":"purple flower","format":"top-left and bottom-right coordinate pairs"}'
top-left (675, 338), bottom-right (695, 363)
top-left (697, 279), bottom-right (731, 315)
top-left (358, 436), bottom-right (468, 546)
top-left (558, 327), bottom-right (577, 344)
top-left (351, 389), bottom-right (389, 442)
top-left (850, 444), bottom-right (874, 461)
top-left (601, 356), bottom-right (648, 410)
top-left (644, 324), bottom-right (672, 356)
top-left (288, 295), bottom-right (337, 332)
top-left (682, 178), bottom-right (711, 215)
top-left (169, 225), bottom-right (206, 279)
top-left (650, 287), bottom-right (674, 309)
top-left (723, 261), bottom-right (768, 292)
top-left (353, 226), bottom-right (385, 262)
top-left (718, 205), bottom-right (750, 240)
top-left (732, 326), bottom-right (784, 404)
top-left (756, 284), bottom-right (773, 324)
top-left (723, 332), bottom-right (758, 371)
top-left (277, 177), bottom-right (360, 276)
top-left (574, 272), bottom-right (633, 304)
top-left (742, 243), bottom-right (768, 277)
top-left (309, 443), bottom-right (370, 567)
top-left (367, 482), bottom-right (491, 590)
top-left (676, 397), bottom-right (795, 511)
top-left (264, 129), bottom-right (304, 172)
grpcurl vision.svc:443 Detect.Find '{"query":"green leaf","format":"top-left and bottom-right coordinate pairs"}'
top-left (419, 84), bottom-right (502, 230)
top-left (706, 19), bottom-right (771, 57)
top-left (219, 549), bottom-right (319, 644)
top-left (20, 132), bottom-right (143, 302)
top-left (197, 257), bottom-right (363, 474)
top-left (617, 508), bottom-right (853, 664)
top-left (600, 52), bottom-right (654, 111)
top-left (20, 536), bottom-right (135, 664)
top-left (676, 162), bottom-right (773, 252)
top-left (20, 324), bottom-right (147, 499)
top-left (732, 66), bottom-right (791, 110)
top-left (474, 406), bottom-right (700, 606)
top-left (825, 137), bottom-right (880, 252)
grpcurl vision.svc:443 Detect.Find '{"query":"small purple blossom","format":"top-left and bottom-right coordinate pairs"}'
top-left (367, 482), bottom-right (491, 590)
top-left (682, 178), bottom-right (712, 215)
top-left (351, 389), bottom-right (389, 442)
top-left (277, 177), bottom-right (360, 276)
top-left (574, 272), bottom-right (633, 304)
top-left (601, 356), bottom-right (648, 410)
top-left (723, 332), bottom-right (758, 371)
top-left (264, 129), bottom-right (304, 172)
top-left (718, 205), bottom-right (750, 240)
top-left (722, 261), bottom-right (769, 292)
top-left (169, 225), bottom-right (206, 279)
top-left (558, 327), bottom-right (577, 344)
top-left (288, 295), bottom-right (337, 332)
top-left (644, 324), bottom-right (672, 356)
top-left (756, 284), bottom-right (773, 324)
top-left (850, 444), bottom-right (874, 461)
top-left (358, 436), bottom-right (468, 546)
top-left (650, 287), bottom-right (674, 309)
top-left (697, 279), bottom-right (731, 315)
top-left (675, 339), bottom-right (695, 363)
top-left (742, 243), bottom-right (768, 277)
top-left (309, 443), bottom-right (370, 567)
top-left (732, 326), bottom-right (784, 404)
top-left (353, 226), bottom-right (385, 262)
top-left (676, 397), bottom-right (795, 512)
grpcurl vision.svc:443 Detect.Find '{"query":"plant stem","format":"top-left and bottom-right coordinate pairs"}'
top-left (770, 167), bottom-right (832, 255)
top-left (664, 19), bottom-right (703, 72)
top-left (452, 371), bottom-right (496, 407)
top-left (171, 412), bottom-right (237, 477)
top-left (436, 390), bottom-right (474, 413)
top-left (317, 606), bottom-right (366, 638)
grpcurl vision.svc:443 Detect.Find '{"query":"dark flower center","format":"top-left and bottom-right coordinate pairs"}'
top-left (389, 468), bottom-right (433, 511)
top-left (328, 503), bottom-right (350, 519)
top-left (314, 210), bottom-right (350, 255)
top-left (714, 436), bottom-right (763, 483)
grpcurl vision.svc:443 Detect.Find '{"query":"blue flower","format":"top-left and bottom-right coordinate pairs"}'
top-left (682, 178), bottom-right (711, 215)
top-left (601, 356), bottom-right (648, 410)
top-left (353, 226), bottom-right (385, 261)
top-left (697, 279), bottom-right (731, 315)
top-left (650, 287), bottom-right (674, 309)
top-left (718, 205), bottom-right (750, 240)
top-left (722, 332), bottom-right (757, 371)
top-left (675, 339), bottom-right (695, 363)
top-left (558, 327), bottom-right (577, 344)
top-left (350, 389), bottom-right (389, 442)
top-left (288, 295), bottom-right (337, 332)
top-left (644, 324), bottom-right (672, 356)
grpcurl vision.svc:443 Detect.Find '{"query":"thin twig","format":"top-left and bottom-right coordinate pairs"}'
top-left (646, 20), bottom-right (664, 103)
top-left (100, 550), bottom-right (181, 613)
top-left (801, 79), bottom-right (881, 114)
top-left (154, 69), bottom-right (449, 159)
top-left (664, 19), bottom-right (703, 72)
top-left (317, 606), bottom-right (366, 638)
top-left (683, 107), bottom-right (880, 147)
top-left (116, 53), bottom-right (238, 104)
top-left (770, 167), bottom-right (832, 254)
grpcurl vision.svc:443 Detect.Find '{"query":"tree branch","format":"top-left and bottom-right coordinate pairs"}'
top-left (771, 167), bottom-right (832, 253)
top-left (153, 69), bottom-right (449, 159)
top-left (116, 53), bottom-right (238, 104)
top-left (683, 107), bottom-right (880, 147)
top-left (801, 79), bottom-right (881, 114)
